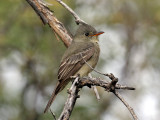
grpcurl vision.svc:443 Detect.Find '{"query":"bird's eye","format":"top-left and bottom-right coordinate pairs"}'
top-left (85, 33), bottom-right (89, 36)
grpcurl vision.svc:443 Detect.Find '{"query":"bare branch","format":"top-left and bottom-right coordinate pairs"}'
top-left (56, 0), bottom-right (87, 25)
top-left (59, 76), bottom-right (137, 120)
top-left (58, 77), bottom-right (80, 120)
top-left (68, 77), bottom-right (79, 93)
top-left (50, 109), bottom-right (57, 120)
top-left (26, 0), bottom-right (72, 47)
top-left (89, 73), bottom-right (100, 100)
top-left (78, 77), bottom-right (135, 91)
top-left (114, 91), bottom-right (138, 120)
top-left (92, 85), bottom-right (100, 100)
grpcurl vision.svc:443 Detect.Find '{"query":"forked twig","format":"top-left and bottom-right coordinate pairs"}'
top-left (58, 76), bottom-right (137, 120)
top-left (80, 54), bottom-right (138, 119)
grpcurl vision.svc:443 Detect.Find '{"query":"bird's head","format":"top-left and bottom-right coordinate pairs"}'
top-left (74, 23), bottom-right (104, 42)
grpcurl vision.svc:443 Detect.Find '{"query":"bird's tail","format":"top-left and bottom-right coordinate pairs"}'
top-left (44, 80), bottom-right (69, 113)
top-left (44, 82), bottom-right (61, 113)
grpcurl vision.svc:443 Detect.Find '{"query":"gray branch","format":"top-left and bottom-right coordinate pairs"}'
top-left (59, 75), bottom-right (138, 120)
top-left (26, 0), bottom-right (72, 47)
top-left (58, 77), bottom-right (79, 120)
top-left (114, 91), bottom-right (138, 120)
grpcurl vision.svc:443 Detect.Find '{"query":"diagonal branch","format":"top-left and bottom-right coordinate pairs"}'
top-left (26, 0), bottom-right (72, 47)
top-left (114, 91), bottom-right (138, 120)
top-left (58, 77), bottom-right (80, 120)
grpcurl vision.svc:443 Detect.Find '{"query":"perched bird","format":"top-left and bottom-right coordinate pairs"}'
top-left (44, 23), bottom-right (104, 113)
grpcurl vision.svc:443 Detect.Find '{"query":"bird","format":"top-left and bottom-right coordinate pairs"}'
top-left (44, 23), bottom-right (104, 113)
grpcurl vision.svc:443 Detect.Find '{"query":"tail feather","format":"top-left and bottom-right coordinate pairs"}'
top-left (44, 89), bottom-right (58, 113)
top-left (44, 82), bottom-right (62, 113)
top-left (44, 80), bottom-right (69, 113)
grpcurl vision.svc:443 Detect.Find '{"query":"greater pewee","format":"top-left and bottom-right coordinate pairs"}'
top-left (44, 23), bottom-right (104, 113)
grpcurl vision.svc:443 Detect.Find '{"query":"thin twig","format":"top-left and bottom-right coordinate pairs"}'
top-left (80, 53), bottom-right (108, 76)
top-left (80, 53), bottom-right (135, 93)
top-left (114, 91), bottom-right (138, 120)
top-left (80, 53), bottom-right (118, 81)
top-left (89, 73), bottom-right (100, 101)
top-left (56, 0), bottom-right (86, 24)
top-left (69, 77), bottom-right (79, 93)
top-left (115, 84), bottom-right (135, 90)
top-left (93, 86), bottom-right (100, 101)
top-left (50, 109), bottom-right (57, 120)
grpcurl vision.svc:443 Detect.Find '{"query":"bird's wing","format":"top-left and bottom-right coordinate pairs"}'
top-left (44, 43), bottom-right (95, 113)
top-left (58, 45), bottom-right (95, 81)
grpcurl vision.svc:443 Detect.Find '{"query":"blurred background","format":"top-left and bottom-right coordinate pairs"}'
top-left (0, 0), bottom-right (160, 120)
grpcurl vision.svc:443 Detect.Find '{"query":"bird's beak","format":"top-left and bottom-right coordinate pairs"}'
top-left (90, 31), bottom-right (104, 36)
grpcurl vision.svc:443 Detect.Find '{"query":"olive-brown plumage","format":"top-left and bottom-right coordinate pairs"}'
top-left (44, 23), bottom-right (104, 113)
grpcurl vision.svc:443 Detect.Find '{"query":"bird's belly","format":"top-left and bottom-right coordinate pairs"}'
top-left (75, 52), bottom-right (99, 77)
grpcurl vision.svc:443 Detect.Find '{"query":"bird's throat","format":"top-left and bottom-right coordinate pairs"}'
top-left (91, 36), bottom-right (99, 43)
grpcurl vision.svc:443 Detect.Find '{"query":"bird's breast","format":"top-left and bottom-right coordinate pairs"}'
top-left (75, 43), bottom-right (100, 77)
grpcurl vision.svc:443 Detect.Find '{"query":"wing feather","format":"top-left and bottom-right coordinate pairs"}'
top-left (58, 46), bottom-right (94, 81)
